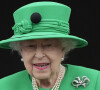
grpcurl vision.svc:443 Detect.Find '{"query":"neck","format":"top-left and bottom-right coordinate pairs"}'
top-left (35, 65), bottom-right (66, 89)
top-left (36, 73), bottom-right (58, 88)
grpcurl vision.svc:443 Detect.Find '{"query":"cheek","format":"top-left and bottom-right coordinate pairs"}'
top-left (21, 50), bottom-right (35, 60)
top-left (45, 49), bottom-right (63, 71)
top-left (21, 51), bottom-right (35, 75)
top-left (48, 49), bottom-right (62, 62)
top-left (24, 61), bottom-right (33, 75)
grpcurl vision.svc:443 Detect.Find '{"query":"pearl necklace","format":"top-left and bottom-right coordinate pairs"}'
top-left (32, 65), bottom-right (65, 90)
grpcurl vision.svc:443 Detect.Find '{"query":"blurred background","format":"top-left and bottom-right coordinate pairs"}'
top-left (0, 0), bottom-right (100, 78)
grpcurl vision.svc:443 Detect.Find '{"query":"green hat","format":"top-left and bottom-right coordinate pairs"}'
top-left (0, 1), bottom-right (88, 49)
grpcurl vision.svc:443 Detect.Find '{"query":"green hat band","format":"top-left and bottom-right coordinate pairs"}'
top-left (12, 19), bottom-right (70, 35)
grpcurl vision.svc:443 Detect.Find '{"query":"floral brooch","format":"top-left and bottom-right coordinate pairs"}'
top-left (12, 20), bottom-right (32, 35)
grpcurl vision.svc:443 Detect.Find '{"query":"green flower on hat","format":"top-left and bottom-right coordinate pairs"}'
top-left (12, 20), bottom-right (32, 35)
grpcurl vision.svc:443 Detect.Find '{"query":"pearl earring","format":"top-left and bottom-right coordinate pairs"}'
top-left (21, 58), bottom-right (23, 62)
top-left (61, 57), bottom-right (64, 61)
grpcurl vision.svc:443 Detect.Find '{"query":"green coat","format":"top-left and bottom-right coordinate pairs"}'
top-left (0, 64), bottom-right (100, 90)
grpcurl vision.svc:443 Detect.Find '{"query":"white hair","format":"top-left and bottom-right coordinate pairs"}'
top-left (9, 41), bottom-right (21, 53)
top-left (59, 38), bottom-right (77, 52)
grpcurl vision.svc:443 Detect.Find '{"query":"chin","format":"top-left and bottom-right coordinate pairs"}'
top-left (33, 72), bottom-right (51, 80)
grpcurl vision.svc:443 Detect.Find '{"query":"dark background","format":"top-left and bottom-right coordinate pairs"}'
top-left (0, 0), bottom-right (100, 78)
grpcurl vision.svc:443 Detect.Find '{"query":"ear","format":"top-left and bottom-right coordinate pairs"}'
top-left (20, 49), bottom-right (24, 57)
top-left (61, 47), bottom-right (66, 56)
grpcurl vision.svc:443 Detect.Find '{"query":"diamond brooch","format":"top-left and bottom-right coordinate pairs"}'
top-left (72, 76), bottom-right (90, 88)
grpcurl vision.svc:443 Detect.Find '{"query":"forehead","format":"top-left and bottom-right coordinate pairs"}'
top-left (20, 38), bottom-right (61, 44)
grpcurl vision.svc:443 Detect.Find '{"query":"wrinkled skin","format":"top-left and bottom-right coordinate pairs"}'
top-left (20, 39), bottom-right (66, 88)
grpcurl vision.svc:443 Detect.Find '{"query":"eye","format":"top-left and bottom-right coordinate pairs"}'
top-left (46, 44), bottom-right (52, 46)
top-left (28, 45), bottom-right (36, 47)
top-left (43, 44), bottom-right (52, 47)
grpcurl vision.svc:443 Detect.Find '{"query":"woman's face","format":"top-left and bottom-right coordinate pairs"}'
top-left (20, 39), bottom-right (65, 79)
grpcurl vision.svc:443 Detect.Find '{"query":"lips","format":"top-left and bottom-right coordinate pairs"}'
top-left (33, 63), bottom-right (50, 70)
top-left (33, 63), bottom-right (50, 67)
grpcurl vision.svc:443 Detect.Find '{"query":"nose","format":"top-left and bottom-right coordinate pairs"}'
top-left (34, 46), bottom-right (45, 59)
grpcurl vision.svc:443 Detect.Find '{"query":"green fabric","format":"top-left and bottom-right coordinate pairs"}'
top-left (0, 64), bottom-right (100, 90)
top-left (0, 1), bottom-right (88, 49)
top-left (96, 71), bottom-right (100, 90)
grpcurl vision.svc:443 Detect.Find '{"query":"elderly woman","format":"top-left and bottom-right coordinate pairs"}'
top-left (0, 1), bottom-right (100, 90)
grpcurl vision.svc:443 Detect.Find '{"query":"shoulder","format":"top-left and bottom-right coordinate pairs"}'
top-left (0, 70), bottom-right (32, 90)
top-left (66, 64), bottom-right (100, 73)
top-left (64, 64), bottom-right (100, 90)
top-left (0, 70), bottom-right (28, 82)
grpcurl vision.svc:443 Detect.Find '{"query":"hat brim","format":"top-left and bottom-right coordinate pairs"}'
top-left (0, 32), bottom-right (88, 49)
